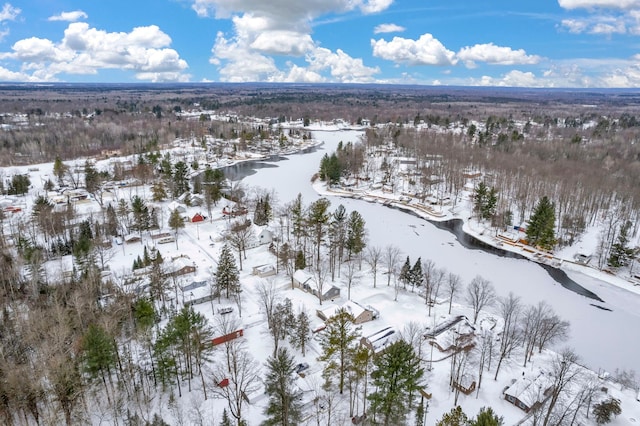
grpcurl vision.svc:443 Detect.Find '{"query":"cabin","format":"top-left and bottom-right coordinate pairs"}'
top-left (503, 371), bottom-right (554, 413)
top-left (316, 301), bottom-right (374, 325)
top-left (293, 269), bottom-right (341, 301)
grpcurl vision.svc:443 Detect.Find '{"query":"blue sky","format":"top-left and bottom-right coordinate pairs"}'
top-left (0, 0), bottom-right (639, 87)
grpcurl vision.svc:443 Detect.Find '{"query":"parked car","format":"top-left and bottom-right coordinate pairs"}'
top-left (294, 362), bottom-right (309, 375)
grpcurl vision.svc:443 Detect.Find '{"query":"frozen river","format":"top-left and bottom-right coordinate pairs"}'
top-left (240, 128), bottom-right (640, 374)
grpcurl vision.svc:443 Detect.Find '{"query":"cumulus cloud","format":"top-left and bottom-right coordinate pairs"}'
top-left (192, 0), bottom-right (392, 24)
top-left (307, 47), bottom-right (380, 82)
top-left (457, 43), bottom-right (541, 68)
top-left (371, 34), bottom-right (457, 66)
top-left (373, 23), bottom-right (405, 34)
top-left (558, 0), bottom-right (640, 9)
top-left (48, 10), bottom-right (88, 22)
top-left (204, 0), bottom-right (382, 83)
top-left (0, 22), bottom-right (189, 81)
top-left (0, 3), bottom-right (20, 21)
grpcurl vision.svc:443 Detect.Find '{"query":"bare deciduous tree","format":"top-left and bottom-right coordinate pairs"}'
top-left (445, 272), bottom-right (463, 315)
top-left (364, 245), bottom-right (383, 288)
top-left (465, 275), bottom-right (496, 324)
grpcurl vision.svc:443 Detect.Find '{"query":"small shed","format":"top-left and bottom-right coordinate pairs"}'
top-left (252, 264), bottom-right (276, 278)
top-left (191, 213), bottom-right (205, 223)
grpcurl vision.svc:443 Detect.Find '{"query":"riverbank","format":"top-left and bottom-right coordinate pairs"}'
top-left (314, 181), bottom-right (640, 300)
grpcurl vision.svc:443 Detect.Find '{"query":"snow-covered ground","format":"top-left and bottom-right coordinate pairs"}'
top-left (3, 124), bottom-right (639, 425)
top-left (243, 127), bottom-right (640, 374)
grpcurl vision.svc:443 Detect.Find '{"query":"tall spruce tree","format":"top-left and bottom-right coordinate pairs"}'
top-left (263, 348), bottom-right (302, 426)
top-left (319, 308), bottom-right (360, 394)
top-left (346, 210), bottom-right (366, 260)
top-left (608, 220), bottom-right (635, 267)
top-left (216, 244), bottom-right (240, 299)
top-left (470, 407), bottom-right (504, 426)
top-left (368, 339), bottom-right (424, 426)
top-left (526, 196), bottom-right (556, 250)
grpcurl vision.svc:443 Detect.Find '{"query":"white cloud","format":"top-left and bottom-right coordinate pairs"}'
top-left (360, 0), bottom-right (394, 14)
top-left (558, 0), bottom-right (640, 9)
top-left (373, 23), bottom-right (405, 34)
top-left (0, 23), bottom-right (189, 81)
top-left (561, 16), bottom-right (627, 34)
top-left (457, 43), bottom-right (541, 68)
top-left (561, 18), bottom-right (590, 33)
top-left (250, 30), bottom-right (314, 56)
top-left (307, 47), bottom-right (380, 82)
top-left (192, 0), bottom-right (392, 24)
top-left (477, 70), bottom-right (543, 87)
top-left (48, 10), bottom-right (88, 22)
top-left (0, 3), bottom-right (20, 21)
top-left (205, 0), bottom-right (381, 83)
top-left (0, 65), bottom-right (40, 81)
top-left (371, 34), bottom-right (457, 66)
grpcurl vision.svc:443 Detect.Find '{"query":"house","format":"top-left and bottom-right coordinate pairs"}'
top-left (252, 264), bottom-right (276, 278)
top-left (164, 256), bottom-right (197, 278)
top-left (124, 234), bottom-right (142, 244)
top-left (424, 315), bottom-right (476, 353)
top-left (503, 371), bottom-right (554, 413)
top-left (167, 201), bottom-right (187, 214)
top-left (256, 228), bottom-right (273, 245)
top-left (316, 301), bottom-right (374, 325)
top-left (292, 269), bottom-right (341, 301)
top-left (190, 194), bottom-right (204, 206)
top-left (360, 326), bottom-right (398, 353)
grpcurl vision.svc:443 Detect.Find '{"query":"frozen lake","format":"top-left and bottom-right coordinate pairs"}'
top-left (241, 128), bottom-right (640, 374)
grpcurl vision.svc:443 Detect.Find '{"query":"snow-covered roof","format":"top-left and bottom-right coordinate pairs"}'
top-left (504, 371), bottom-right (554, 407)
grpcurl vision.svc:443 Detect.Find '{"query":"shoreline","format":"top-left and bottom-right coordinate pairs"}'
top-left (315, 182), bottom-right (640, 302)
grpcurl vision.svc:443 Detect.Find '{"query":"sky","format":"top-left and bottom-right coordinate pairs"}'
top-left (1, 0), bottom-right (640, 87)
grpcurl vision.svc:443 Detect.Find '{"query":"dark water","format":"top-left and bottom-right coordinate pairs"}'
top-left (393, 205), bottom-right (604, 302)
top-left (225, 147), bottom-right (604, 302)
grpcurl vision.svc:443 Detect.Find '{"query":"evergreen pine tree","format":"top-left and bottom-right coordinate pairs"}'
top-left (593, 397), bottom-right (622, 425)
top-left (220, 408), bottom-right (232, 426)
top-left (215, 244), bottom-right (240, 299)
top-left (346, 210), bottom-right (366, 260)
top-left (368, 339), bottom-right (425, 425)
top-left (290, 310), bottom-right (312, 357)
top-left (400, 256), bottom-right (412, 289)
top-left (608, 220), bottom-right (635, 268)
top-left (411, 257), bottom-right (423, 290)
top-left (319, 309), bottom-right (360, 394)
top-left (526, 196), bottom-right (556, 250)
top-left (263, 348), bottom-right (302, 426)
top-left (470, 407), bottom-right (503, 426)
top-left (474, 182), bottom-right (488, 218)
top-left (437, 406), bottom-right (469, 426)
